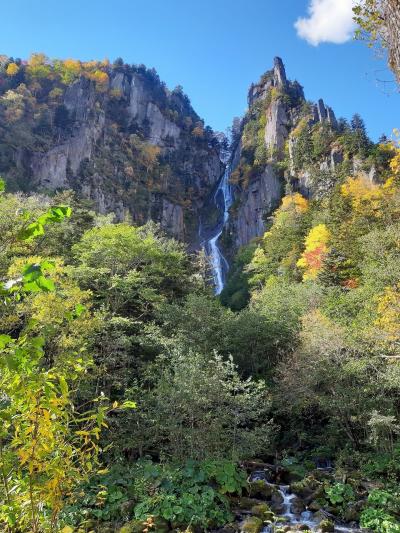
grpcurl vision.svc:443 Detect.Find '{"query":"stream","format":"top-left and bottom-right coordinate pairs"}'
top-left (247, 472), bottom-right (361, 533)
top-left (203, 165), bottom-right (233, 294)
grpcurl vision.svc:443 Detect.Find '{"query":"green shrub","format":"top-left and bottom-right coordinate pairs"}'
top-left (62, 460), bottom-right (247, 530)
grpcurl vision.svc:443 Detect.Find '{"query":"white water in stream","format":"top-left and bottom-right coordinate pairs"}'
top-left (246, 473), bottom-right (360, 533)
top-left (204, 166), bottom-right (233, 294)
top-left (259, 485), bottom-right (359, 532)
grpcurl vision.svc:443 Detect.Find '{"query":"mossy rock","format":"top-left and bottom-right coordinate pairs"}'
top-left (309, 485), bottom-right (325, 501)
top-left (251, 502), bottom-right (274, 520)
top-left (248, 480), bottom-right (275, 500)
top-left (343, 499), bottom-right (365, 522)
top-left (290, 476), bottom-right (321, 499)
top-left (241, 516), bottom-right (264, 533)
top-left (308, 498), bottom-right (325, 511)
top-left (317, 519), bottom-right (334, 532)
top-left (230, 495), bottom-right (264, 509)
top-left (120, 499), bottom-right (135, 517)
top-left (118, 520), bottom-right (146, 533)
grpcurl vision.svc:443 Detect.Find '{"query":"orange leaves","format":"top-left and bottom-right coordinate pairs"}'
top-left (302, 245), bottom-right (326, 271)
top-left (192, 125), bottom-right (205, 138)
top-left (297, 224), bottom-right (330, 280)
top-left (341, 278), bottom-right (358, 290)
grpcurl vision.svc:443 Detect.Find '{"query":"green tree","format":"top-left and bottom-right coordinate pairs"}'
top-left (0, 198), bottom-right (120, 532)
top-left (126, 349), bottom-right (274, 461)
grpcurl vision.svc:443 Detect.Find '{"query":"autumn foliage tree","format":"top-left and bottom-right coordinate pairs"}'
top-left (297, 224), bottom-right (330, 281)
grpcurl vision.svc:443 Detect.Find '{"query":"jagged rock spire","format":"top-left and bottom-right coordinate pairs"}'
top-left (313, 98), bottom-right (337, 128)
top-left (247, 57), bottom-right (289, 107)
top-left (273, 57), bottom-right (287, 87)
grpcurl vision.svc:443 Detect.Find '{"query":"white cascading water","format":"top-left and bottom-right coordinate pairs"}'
top-left (246, 472), bottom-right (360, 533)
top-left (205, 165), bottom-right (233, 294)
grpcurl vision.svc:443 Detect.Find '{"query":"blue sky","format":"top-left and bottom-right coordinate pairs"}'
top-left (1, 0), bottom-right (399, 140)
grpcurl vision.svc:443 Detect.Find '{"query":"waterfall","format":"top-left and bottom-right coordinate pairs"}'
top-left (204, 165), bottom-right (233, 294)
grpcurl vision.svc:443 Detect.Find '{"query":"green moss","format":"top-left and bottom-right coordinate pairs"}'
top-left (319, 519), bottom-right (335, 532)
top-left (251, 502), bottom-right (274, 520)
top-left (248, 480), bottom-right (275, 500)
top-left (118, 520), bottom-right (145, 533)
top-left (241, 516), bottom-right (263, 533)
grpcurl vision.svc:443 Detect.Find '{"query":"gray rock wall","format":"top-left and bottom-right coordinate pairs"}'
top-left (22, 71), bottom-right (222, 246)
top-left (232, 165), bottom-right (282, 248)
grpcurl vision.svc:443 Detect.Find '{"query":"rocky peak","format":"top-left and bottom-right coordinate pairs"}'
top-left (247, 57), bottom-right (302, 109)
top-left (226, 57), bottom-right (345, 250)
top-left (273, 56), bottom-right (287, 88)
top-left (311, 99), bottom-right (337, 128)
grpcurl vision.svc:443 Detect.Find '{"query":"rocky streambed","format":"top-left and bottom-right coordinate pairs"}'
top-left (217, 465), bottom-right (364, 533)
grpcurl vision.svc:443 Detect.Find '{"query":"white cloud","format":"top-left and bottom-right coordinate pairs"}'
top-left (295, 0), bottom-right (356, 46)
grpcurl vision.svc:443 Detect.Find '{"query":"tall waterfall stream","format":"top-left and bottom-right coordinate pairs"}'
top-left (203, 165), bottom-right (233, 294)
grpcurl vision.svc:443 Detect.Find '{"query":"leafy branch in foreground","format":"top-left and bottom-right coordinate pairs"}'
top-left (0, 193), bottom-right (135, 532)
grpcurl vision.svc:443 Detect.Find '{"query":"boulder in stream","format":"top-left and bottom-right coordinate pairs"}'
top-left (241, 515), bottom-right (264, 533)
top-left (248, 480), bottom-right (275, 500)
top-left (290, 495), bottom-right (306, 514)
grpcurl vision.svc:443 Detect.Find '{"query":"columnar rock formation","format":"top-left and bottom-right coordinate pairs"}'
top-left (224, 57), bottom-right (345, 250)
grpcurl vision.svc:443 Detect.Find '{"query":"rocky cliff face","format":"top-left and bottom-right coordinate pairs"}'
top-left (0, 55), bottom-right (377, 260)
top-left (224, 57), bottom-right (368, 251)
top-left (232, 164), bottom-right (282, 247)
top-left (0, 58), bottom-right (223, 245)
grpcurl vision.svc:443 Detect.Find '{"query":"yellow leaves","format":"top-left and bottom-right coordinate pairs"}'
top-left (291, 117), bottom-right (309, 139)
top-left (297, 224), bottom-right (330, 281)
top-left (141, 144), bottom-right (161, 169)
top-left (375, 285), bottom-right (400, 344)
top-left (26, 53), bottom-right (51, 80)
top-left (63, 58), bottom-right (81, 73)
top-left (341, 175), bottom-right (381, 212)
top-left (28, 53), bottom-right (48, 67)
top-left (341, 174), bottom-right (396, 220)
top-left (61, 526), bottom-right (74, 533)
top-left (389, 147), bottom-right (400, 179)
top-left (18, 449), bottom-right (30, 465)
top-left (6, 62), bottom-right (19, 76)
top-left (59, 58), bottom-right (82, 84)
top-left (270, 193), bottom-right (309, 231)
top-left (87, 70), bottom-right (109, 92)
top-left (341, 152), bottom-right (400, 221)
top-left (280, 193), bottom-right (309, 214)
